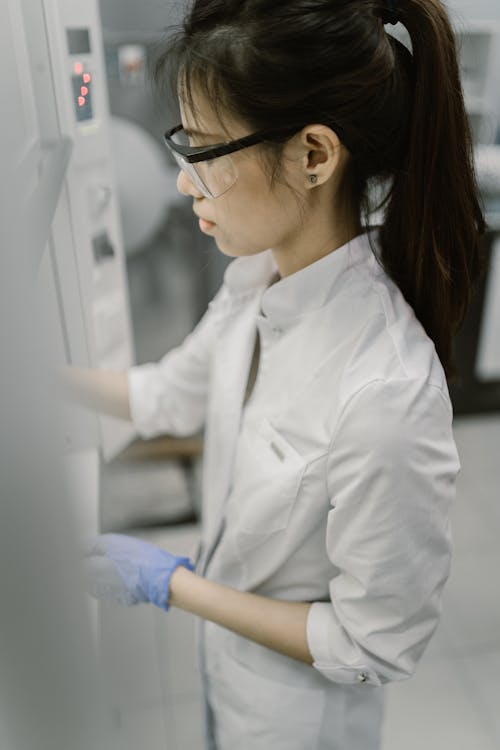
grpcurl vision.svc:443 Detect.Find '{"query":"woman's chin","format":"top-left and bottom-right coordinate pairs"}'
top-left (214, 237), bottom-right (266, 259)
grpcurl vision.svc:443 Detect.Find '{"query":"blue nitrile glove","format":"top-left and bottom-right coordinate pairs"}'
top-left (84, 533), bottom-right (194, 611)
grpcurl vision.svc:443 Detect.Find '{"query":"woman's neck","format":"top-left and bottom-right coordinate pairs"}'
top-left (270, 212), bottom-right (363, 278)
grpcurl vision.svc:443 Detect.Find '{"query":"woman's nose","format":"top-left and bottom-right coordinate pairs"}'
top-left (177, 169), bottom-right (204, 199)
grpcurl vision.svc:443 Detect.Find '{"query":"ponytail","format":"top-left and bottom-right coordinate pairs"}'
top-left (378, 0), bottom-right (486, 380)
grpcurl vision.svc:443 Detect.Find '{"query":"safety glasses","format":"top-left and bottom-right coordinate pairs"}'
top-left (163, 123), bottom-right (305, 199)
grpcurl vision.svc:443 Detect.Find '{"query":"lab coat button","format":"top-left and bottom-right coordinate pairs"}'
top-left (357, 672), bottom-right (368, 683)
top-left (272, 327), bottom-right (282, 335)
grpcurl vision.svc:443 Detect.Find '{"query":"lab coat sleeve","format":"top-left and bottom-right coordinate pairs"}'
top-left (306, 378), bottom-right (461, 687)
top-left (127, 286), bottom-right (226, 439)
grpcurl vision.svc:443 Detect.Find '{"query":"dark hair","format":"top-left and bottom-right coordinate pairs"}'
top-left (154, 0), bottom-right (487, 381)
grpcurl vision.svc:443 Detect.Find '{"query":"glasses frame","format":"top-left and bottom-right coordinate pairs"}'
top-left (163, 123), bottom-right (307, 165)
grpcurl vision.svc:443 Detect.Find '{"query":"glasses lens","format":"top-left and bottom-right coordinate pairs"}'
top-left (168, 129), bottom-right (237, 198)
top-left (170, 152), bottom-right (212, 197)
top-left (194, 156), bottom-right (237, 198)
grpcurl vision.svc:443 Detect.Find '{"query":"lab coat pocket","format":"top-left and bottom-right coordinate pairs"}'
top-left (229, 418), bottom-right (307, 539)
top-left (212, 649), bottom-right (326, 750)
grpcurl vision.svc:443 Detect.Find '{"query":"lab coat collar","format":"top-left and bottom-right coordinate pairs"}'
top-left (223, 227), bottom-right (380, 322)
top-left (223, 248), bottom-right (278, 296)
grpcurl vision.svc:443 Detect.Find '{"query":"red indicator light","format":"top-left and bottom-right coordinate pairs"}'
top-left (74, 62), bottom-right (83, 75)
top-left (82, 73), bottom-right (91, 84)
top-left (78, 96), bottom-right (86, 107)
top-left (80, 86), bottom-right (89, 96)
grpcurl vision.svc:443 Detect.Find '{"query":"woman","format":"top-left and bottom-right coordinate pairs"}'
top-left (81, 0), bottom-right (486, 748)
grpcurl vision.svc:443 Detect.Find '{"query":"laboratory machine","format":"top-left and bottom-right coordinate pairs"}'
top-left (15, 0), bottom-right (136, 546)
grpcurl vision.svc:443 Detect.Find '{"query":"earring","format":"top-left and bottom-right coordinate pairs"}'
top-left (309, 174), bottom-right (318, 184)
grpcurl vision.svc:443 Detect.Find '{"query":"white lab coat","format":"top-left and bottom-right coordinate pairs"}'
top-left (128, 227), bottom-right (461, 750)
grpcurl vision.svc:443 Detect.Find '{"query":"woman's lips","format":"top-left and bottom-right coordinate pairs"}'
top-left (198, 217), bottom-right (216, 233)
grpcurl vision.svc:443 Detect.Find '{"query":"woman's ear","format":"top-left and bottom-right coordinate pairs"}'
top-left (299, 125), bottom-right (342, 189)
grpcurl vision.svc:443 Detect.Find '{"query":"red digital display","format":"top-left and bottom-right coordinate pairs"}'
top-left (72, 72), bottom-right (93, 121)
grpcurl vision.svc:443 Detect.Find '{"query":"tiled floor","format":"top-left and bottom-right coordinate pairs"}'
top-left (100, 413), bottom-right (500, 750)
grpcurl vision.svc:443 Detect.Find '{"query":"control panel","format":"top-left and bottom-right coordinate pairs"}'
top-left (66, 28), bottom-right (94, 122)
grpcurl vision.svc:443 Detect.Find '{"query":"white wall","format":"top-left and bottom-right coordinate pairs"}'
top-left (447, 0), bottom-right (500, 23)
top-left (99, 0), bottom-right (187, 33)
top-left (98, 0), bottom-right (500, 33)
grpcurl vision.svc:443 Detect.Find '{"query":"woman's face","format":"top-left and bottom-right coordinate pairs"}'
top-left (177, 94), bottom-right (307, 261)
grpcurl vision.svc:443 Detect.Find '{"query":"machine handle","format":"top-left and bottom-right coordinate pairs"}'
top-left (28, 136), bottom-right (73, 271)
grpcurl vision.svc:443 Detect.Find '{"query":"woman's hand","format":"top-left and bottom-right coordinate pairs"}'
top-left (85, 533), bottom-right (312, 663)
top-left (55, 366), bottom-right (132, 421)
top-left (84, 533), bottom-right (194, 611)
